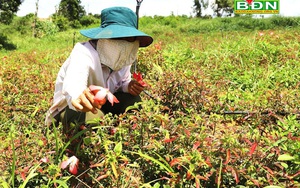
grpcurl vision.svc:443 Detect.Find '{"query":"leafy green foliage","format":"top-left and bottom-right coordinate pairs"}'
top-left (140, 15), bottom-right (300, 35)
top-left (214, 0), bottom-right (234, 17)
top-left (57, 0), bottom-right (85, 22)
top-left (79, 15), bottom-right (99, 27)
top-left (34, 20), bottom-right (59, 37)
top-left (0, 33), bottom-right (16, 50)
top-left (0, 16), bottom-right (300, 187)
top-left (0, 0), bottom-right (24, 24)
top-left (49, 0), bottom-right (88, 30)
top-left (12, 13), bottom-right (35, 35)
top-left (52, 15), bottom-right (70, 31)
top-left (193, 0), bottom-right (233, 17)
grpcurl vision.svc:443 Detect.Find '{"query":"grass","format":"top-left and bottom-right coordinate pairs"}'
top-left (0, 15), bottom-right (300, 187)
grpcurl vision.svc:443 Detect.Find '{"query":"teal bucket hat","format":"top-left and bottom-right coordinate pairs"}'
top-left (80, 7), bottom-right (153, 47)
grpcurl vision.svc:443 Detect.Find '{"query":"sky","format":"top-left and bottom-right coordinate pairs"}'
top-left (17, 0), bottom-right (300, 18)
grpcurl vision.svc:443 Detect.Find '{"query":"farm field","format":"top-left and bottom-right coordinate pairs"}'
top-left (0, 16), bottom-right (300, 187)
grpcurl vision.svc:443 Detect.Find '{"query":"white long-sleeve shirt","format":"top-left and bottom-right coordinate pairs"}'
top-left (45, 41), bottom-right (132, 125)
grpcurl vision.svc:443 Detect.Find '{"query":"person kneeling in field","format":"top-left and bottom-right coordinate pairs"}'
top-left (45, 6), bottom-right (153, 132)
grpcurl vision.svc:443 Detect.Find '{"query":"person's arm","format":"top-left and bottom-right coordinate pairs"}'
top-left (62, 44), bottom-right (100, 113)
top-left (120, 65), bottom-right (131, 93)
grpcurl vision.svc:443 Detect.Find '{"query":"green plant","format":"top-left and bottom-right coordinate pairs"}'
top-left (35, 20), bottom-right (59, 38)
top-left (0, 15), bottom-right (300, 187)
top-left (79, 15), bottom-right (98, 27)
top-left (53, 15), bottom-right (70, 31)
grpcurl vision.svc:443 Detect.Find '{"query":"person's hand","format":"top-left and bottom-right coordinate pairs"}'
top-left (128, 80), bottom-right (145, 96)
top-left (71, 88), bottom-right (106, 114)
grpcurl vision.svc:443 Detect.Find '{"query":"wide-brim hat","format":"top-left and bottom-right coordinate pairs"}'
top-left (80, 7), bottom-right (153, 47)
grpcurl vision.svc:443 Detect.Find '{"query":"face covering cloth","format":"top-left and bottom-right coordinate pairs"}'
top-left (97, 39), bottom-right (139, 71)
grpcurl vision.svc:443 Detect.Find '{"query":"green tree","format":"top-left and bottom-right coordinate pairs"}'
top-left (193, 0), bottom-right (209, 17)
top-left (0, 0), bottom-right (24, 24)
top-left (57, 0), bottom-right (85, 22)
top-left (213, 0), bottom-right (234, 17)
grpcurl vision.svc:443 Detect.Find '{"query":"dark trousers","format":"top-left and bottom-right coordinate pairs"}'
top-left (101, 92), bottom-right (141, 115)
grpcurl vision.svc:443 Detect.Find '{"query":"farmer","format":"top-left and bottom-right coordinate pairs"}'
top-left (45, 6), bottom-right (153, 129)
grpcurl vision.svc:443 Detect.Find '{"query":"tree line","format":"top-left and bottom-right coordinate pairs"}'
top-left (0, 0), bottom-right (86, 25)
top-left (0, 0), bottom-right (234, 25)
top-left (193, 0), bottom-right (234, 17)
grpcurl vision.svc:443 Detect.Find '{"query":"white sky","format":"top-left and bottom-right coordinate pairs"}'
top-left (17, 0), bottom-right (300, 18)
